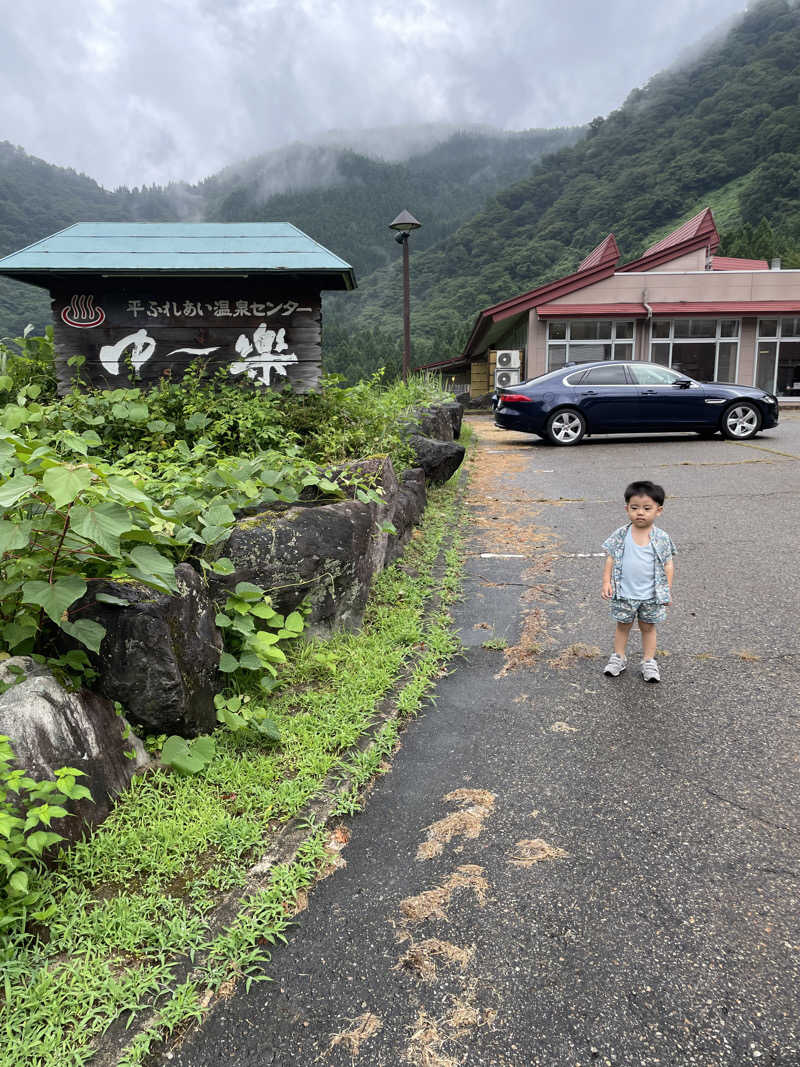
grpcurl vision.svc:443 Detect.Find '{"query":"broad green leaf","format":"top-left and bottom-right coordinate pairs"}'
top-left (25, 830), bottom-right (63, 855)
top-left (0, 518), bottom-right (32, 555)
top-left (190, 735), bottom-right (216, 762)
top-left (160, 736), bottom-right (203, 775)
top-left (22, 576), bottom-right (87, 623)
top-left (0, 473), bottom-right (36, 508)
top-left (214, 612), bottom-right (232, 628)
top-left (198, 525), bottom-right (228, 545)
top-left (161, 734), bottom-right (215, 775)
top-left (249, 602), bottom-right (279, 621)
top-left (1, 406), bottom-right (31, 431)
top-left (237, 652), bottom-right (262, 670)
top-left (70, 501), bottom-right (138, 556)
top-left (106, 475), bottom-right (152, 504)
top-left (170, 495), bottom-right (203, 519)
top-left (42, 466), bottom-right (93, 508)
top-left (217, 708), bottom-right (247, 731)
top-left (24, 803), bottom-right (68, 828)
top-left (258, 469), bottom-right (283, 487)
top-left (0, 375), bottom-right (13, 392)
top-left (0, 812), bottom-right (24, 837)
top-left (201, 503), bottom-right (235, 527)
top-left (95, 592), bottom-right (132, 606)
top-left (231, 615), bottom-right (255, 636)
top-left (210, 557), bottom-right (235, 576)
top-left (248, 630), bottom-right (280, 649)
top-left (80, 430), bottom-right (103, 447)
top-left (125, 545), bottom-right (177, 593)
top-left (2, 618), bottom-right (37, 650)
top-left (218, 652), bottom-right (239, 673)
top-left (59, 618), bottom-right (106, 654)
top-left (8, 870), bottom-right (28, 895)
top-left (185, 413), bottom-right (209, 430)
top-left (254, 718), bottom-right (282, 742)
top-left (233, 581), bottom-right (265, 602)
top-left (283, 611), bottom-right (304, 634)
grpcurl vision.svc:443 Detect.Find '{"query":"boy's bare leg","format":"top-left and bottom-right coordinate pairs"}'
top-left (639, 620), bottom-right (657, 660)
top-left (614, 621), bottom-right (633, 657)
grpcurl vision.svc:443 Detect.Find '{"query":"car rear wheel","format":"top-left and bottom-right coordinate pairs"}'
top-left (721, 401), bottom-right (760, 440)
top-left (545, 408), bottom-right (586, 446)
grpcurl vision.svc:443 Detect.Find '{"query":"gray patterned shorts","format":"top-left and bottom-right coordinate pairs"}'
top-left (610, 597), bottom-right (666, 624)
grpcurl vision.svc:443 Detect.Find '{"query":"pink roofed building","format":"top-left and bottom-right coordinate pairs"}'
top-left (447, 209), bottom-right (800, 400)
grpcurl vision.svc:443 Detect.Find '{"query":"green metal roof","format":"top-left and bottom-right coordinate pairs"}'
top-left (0, 222), bottom-right (356, 289)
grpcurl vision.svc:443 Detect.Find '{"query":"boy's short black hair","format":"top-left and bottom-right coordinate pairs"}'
top-left (624, 480), bottom-right (665, 506)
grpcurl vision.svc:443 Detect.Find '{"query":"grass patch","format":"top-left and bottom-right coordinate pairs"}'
top-left (0, 479), bottom-right (466, 1067)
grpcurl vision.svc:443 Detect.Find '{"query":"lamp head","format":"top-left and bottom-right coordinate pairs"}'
top-left (389, 210), bottom-right (422, 234)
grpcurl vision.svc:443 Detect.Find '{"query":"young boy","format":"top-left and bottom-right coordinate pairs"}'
top-left (601, 480), bottom-right (676, 683)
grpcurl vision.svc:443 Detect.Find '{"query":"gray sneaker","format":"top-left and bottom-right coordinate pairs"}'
top-left (641, 659), bottom-right (661, 683)
top-left (603, 652), bottom-right (627, 677)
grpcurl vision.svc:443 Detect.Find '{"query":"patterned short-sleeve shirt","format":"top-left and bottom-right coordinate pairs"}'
top-left (602, 523), bottom-right (677, 604)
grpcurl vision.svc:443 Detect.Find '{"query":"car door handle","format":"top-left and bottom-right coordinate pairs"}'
top-left (641, 389), bottom-right (658, 395)
top-left (581, 389), bottom-right (598, 396)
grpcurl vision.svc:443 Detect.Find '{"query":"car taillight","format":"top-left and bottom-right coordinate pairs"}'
top-left (500, 393), bottom-right (532, 403)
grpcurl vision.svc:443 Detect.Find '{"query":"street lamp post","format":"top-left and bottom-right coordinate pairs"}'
top-left (389, 211), bottom-right (421, 382)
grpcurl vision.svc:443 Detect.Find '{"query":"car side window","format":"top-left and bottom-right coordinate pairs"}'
top-left (629, 365), bottom-right (684, 386)
top-left (581, 364), bottom-right (629, 385)
top-left (563, 371), bottom-right (587, 385)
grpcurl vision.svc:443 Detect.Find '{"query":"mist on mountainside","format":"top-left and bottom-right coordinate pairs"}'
top-left (0, 124), bottom-right (582, 339)
top-left (329, 0), bottom-right (800, 379)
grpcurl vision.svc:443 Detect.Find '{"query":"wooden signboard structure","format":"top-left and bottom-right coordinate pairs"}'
top-left (0, 223), bottom-right (356, 394)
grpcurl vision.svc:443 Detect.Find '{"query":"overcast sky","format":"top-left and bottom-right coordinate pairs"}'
top-left (0, 0), bottom-right (747, 190)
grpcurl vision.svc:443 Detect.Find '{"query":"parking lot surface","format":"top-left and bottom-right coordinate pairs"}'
top-left (164, 415), bottom-right (800, 1067)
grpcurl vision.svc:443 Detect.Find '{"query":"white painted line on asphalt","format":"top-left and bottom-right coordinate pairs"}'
top-left (480, 553), bottom-right (526, 559)
top-left (558, 552), bottom-right (606, 558)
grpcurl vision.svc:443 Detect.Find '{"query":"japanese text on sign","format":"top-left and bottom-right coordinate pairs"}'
top-left (125, 299), bottom-right (313, 319)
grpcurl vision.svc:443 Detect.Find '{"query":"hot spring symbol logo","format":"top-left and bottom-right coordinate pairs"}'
top-left (61, 294), bottom-right (106, 328)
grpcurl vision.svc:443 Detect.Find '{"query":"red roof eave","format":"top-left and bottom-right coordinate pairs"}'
top-left (537, 302), bottom-right (647, 318)
top-left (461, 259), bottom-right (619, 358)
top-left (650, 300), bottom-right (800, 315)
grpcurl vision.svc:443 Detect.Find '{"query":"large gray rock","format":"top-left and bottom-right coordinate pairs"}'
top-left (441, 400), bottom-right (464, 440)
top-left (407, 434), bottom-right (466, 485)
top-left (325, 455), bottom-right (399, 512)
top-left (400, 404), bottom-right (454, 442)
top-left (210, 497), bottom-right (387, 636)
top-left (386, 467), bottom-right (427, 566)
top-left (0, 657), bottom-right (148, 843)
top-left (71, 563), bottom-right (222, 737)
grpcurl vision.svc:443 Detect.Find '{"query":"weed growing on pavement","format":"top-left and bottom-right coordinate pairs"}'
top-left (0, 480), bottom-right (465, 1067)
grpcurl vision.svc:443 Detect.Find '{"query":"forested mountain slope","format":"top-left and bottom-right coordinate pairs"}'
top-left (0, 127), bottom-right (580, 340)
top-left (340, 0), bottom-right (800, 370)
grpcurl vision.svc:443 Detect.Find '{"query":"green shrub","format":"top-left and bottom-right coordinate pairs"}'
top-left (0, 735), bottom-right (92, 933)
top-left (0, 326), bottom-right (58, 402)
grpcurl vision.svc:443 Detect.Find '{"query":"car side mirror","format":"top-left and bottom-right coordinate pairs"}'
top-left (674, 378), bottom-right (692, 388)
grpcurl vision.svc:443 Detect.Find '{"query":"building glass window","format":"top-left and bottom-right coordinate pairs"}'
top-left (755, 319), bottom-right (800, 396)
top-left (648, 319), bottom-right (740, 382)
top-left (546, 320), bottom-right (636, 370)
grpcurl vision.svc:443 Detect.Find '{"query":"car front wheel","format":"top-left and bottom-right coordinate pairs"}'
top-left (545, 408), bottom-right (586, 446)
top-left (721, 401), bottom-right (760, 440)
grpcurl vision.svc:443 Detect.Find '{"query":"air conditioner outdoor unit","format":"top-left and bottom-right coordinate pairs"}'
top-left (495, 349), bottom-right (521, 370)
top-left (495, 368), bottom-right (521, 389)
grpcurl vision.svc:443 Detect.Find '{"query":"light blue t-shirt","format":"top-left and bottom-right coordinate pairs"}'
top-left (618, 527), bottom-right (656, 601)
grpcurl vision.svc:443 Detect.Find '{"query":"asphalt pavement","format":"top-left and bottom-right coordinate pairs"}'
top-left (162, 415), bottom-right (800, 1067)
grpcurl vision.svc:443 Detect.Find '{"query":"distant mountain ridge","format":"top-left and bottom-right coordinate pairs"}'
top-left (340, 0), bottom-right (800, 365)
top-left (0, 125), bottom-right (581, 339)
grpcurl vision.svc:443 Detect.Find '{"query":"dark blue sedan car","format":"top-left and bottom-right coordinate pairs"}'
top-left (493, 361), bottom-right (779, 445)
